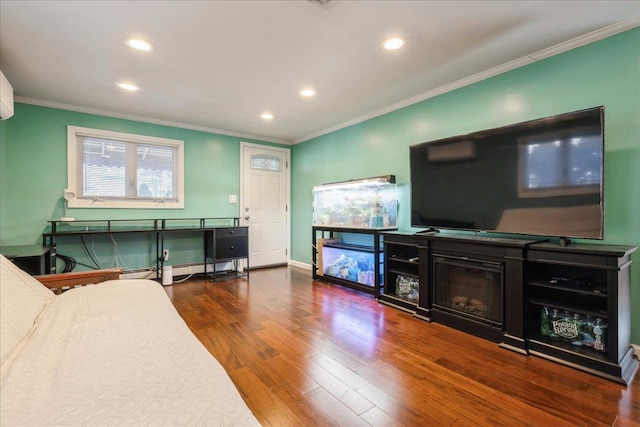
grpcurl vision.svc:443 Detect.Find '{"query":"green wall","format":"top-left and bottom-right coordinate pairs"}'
top-left (291, 28), bottom-right (640, 344)
top-left (0, 103), bottom-right (283, 267)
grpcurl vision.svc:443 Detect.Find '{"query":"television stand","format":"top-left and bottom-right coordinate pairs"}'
top-left (414, 228), bottom-right (439, 235)
top-left (380, 231), bottom-right (638, 385)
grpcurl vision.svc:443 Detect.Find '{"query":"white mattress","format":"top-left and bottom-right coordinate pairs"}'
top-left (0, 279), bottom-right (260, 426)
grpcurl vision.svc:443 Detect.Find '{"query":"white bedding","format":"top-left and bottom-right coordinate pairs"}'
top-left (0, 278), bottom-right (260, 426)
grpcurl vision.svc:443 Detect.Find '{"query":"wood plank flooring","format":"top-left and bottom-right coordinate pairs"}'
top-left (165, 266), bottom-right (640, 427)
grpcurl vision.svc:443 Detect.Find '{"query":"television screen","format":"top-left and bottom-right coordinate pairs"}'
top-left (409, 107), bottom-right (604, 239)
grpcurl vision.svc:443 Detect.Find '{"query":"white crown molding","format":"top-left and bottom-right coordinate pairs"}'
top-left (293, 16), bottom-right (640, 144)
top-left (528, 15), bottom-right (640, 61)
top-left (14, 96), bottom-right (292, 145)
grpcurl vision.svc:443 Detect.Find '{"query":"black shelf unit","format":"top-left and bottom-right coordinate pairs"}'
top-left (524, 242), bottom-right (638, 385)
top-left (312, 225), bottom-right (394, 296)
top-left (380, 233), bottom-right (421, 312)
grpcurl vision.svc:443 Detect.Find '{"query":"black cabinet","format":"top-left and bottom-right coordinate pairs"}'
top-left (0, 245), bottom-right (56, 275)
top-left (379, 233), bottom-right (637, 384)
top-left (205, 227), bottom-right (249, 280)
top-left (524, 242), bottom-right (637, 385)
top-left (380, 233), bottom-right (420, 312)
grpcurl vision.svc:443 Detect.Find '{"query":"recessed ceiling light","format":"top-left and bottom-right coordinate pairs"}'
top-left (383, 37), bottom-right (405, 50)
top-left (300, 88), bottom-right (316, 97)
top-left (117, 82), bottom-right (140, 91)
top-left (125, 37), bottom-right (153, 52)
top-left (260, 112), bottom-right (274, 120)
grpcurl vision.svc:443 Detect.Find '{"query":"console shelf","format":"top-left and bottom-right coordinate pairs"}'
top-left (527, 333), bottom-right (610, 363)
top-left (380, 234), bottom-right (421, 313)
top-left (527, 280), bottom-right (608, 297)
top-left (379, 232), bottom-right (638, 385)
top-left (524, 242), bottom-right (637, 384)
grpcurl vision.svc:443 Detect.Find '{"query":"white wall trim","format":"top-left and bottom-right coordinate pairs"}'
top-left (293, 16), bottom-right (640, 144)
top-left (288, 260), bottom-right (312, 271)
top-left (119, 262), bottom-right (232, 280)
top-left (632, 343), bottom-right (640, 359)
top-left (14, 96), bottom-right (291, 145)
top-left (527, 16), bottom-right (640, 61)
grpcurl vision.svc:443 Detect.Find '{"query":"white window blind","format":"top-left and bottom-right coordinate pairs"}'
top-left (67, 126), bottom-right (184, 209)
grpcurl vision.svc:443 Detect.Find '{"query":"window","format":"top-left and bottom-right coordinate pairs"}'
top-left (67, 126), bottom-right (184, 208)
top-left (251, 155), bottom-right (282, 171)
top-left (518, 126), bottom-right (602, 198)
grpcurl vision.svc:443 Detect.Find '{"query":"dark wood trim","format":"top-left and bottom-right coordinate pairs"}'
top-left (35, 268), bottom-right (122, 294)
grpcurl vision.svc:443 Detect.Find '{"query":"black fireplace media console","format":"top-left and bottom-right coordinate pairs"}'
top-left (380, 232), bottom-right (638, 385)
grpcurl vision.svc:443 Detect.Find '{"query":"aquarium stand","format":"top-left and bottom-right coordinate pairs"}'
top-left (312, 226), bottom-right (395, 296)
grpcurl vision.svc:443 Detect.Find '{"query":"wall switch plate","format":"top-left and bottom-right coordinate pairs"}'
top-left (229, 194), bottom-right (237, 204)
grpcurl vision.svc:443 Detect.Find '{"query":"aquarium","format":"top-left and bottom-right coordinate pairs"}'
top-left (312, 175), bottom-right (397, 228)
top-left (319, 244), bottom-right (382, 287)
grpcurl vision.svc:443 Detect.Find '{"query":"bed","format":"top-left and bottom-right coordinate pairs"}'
top-left (0, 254), bottom-right (260, 426)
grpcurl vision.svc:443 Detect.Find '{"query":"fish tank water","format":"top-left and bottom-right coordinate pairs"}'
top-left (320, 244), bottom-right (383, 287)
top-left (312, 175), bottom-right (397, 228)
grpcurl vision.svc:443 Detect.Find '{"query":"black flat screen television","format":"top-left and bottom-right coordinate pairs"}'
top-left (410, 107), bottom-right (604, 240)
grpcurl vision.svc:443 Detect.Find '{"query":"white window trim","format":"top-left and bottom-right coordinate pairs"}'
top-left (67, 125), bottom-right (185, 209)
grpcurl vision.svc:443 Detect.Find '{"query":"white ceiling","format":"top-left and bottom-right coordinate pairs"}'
top-left (1, 1), bottom-right (638, 144)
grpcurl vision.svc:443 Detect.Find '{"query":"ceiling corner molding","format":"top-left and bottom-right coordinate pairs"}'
top-left (293, 16), bottom-right (640, 145)
top-left (528, 15), bottom-right (640, 61)
top-left (13, 96), bottom-right (292, 145)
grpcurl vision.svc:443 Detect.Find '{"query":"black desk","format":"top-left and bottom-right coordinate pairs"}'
top-left (41, 218), bottom-right (248, 281)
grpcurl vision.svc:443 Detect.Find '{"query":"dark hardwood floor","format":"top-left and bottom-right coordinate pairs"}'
top-left (165, 266), bottom-right (639, 427)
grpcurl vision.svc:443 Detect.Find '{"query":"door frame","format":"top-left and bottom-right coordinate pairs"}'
top-left (239, 142), bottom-right (291, 266)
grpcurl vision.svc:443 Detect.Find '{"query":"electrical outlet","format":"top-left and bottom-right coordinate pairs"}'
top-left (162, 249), bottom-right (169, 261)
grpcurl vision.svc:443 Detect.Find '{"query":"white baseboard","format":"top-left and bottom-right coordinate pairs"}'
top-left (632, 344), bottom-right (640, 358)
top-left (288, 260), bottom-right (312, 270)
top-left (122, 260), bottom-right (310, 279)
top-left (120, 262), bottom-right (234, 280)
top-left (120, 270), bottom-right (158, 280)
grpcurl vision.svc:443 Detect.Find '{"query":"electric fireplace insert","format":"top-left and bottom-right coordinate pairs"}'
top-left (433, 255), bottom-right (504, 328)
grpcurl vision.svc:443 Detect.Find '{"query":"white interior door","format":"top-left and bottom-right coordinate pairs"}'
top-left (240, 143), bottom-right (290, 268)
